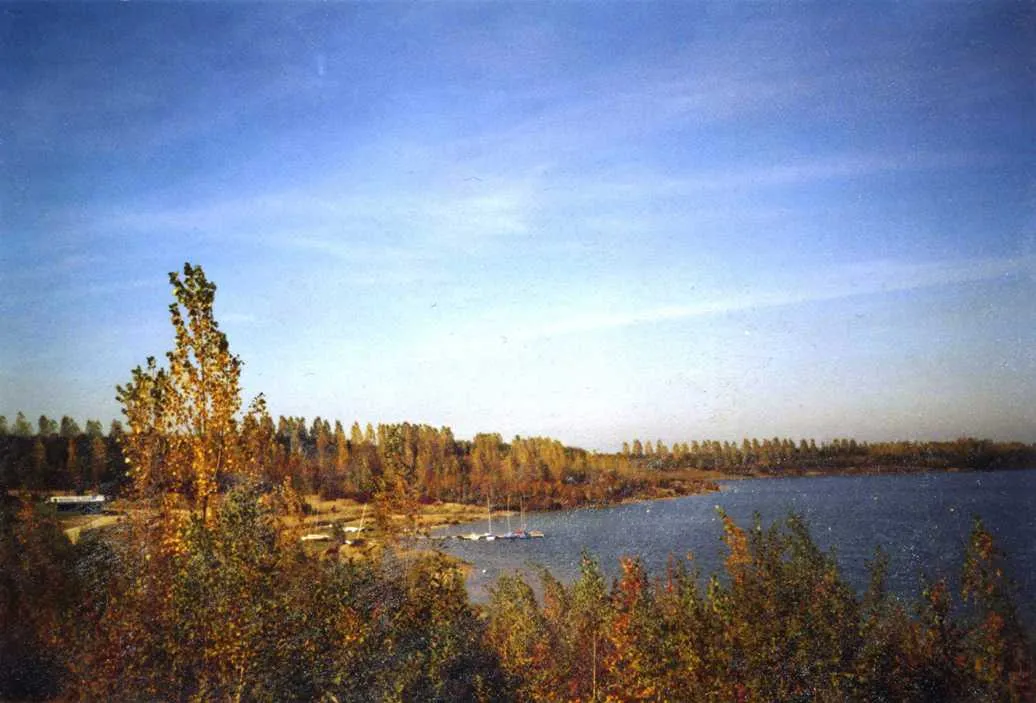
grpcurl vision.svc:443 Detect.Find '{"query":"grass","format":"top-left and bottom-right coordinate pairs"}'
top-left (291, 496), bottom-right (506, 537)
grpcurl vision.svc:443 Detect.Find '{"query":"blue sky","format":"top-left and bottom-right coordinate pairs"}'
top-left (2, 3), bottom-right (1034, 449)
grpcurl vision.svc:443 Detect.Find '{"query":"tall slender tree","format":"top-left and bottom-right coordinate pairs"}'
top-left (116, 263), bottom-right (243, 518)
top-left (59, 416), bottom-right (81, 439)
top-left (88, 435), bottom-right (107, 492)
top-left (12, 412), bottom-right (32, 437)
top-left (37, 415), bottom-right (58, 437)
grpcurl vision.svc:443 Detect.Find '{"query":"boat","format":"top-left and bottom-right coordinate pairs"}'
top-left (500, 496), bottom-right (544, 539)
top-left (48, 494), bottom-right (106, 514)
top-left (454, 496), bottom-right (545, 541)
top-left (342, 504), bottom-right (368, 534)
top-left (477, 497), bottom-right (495, 540)
top-left (497, 498), bottom-right (519, 539)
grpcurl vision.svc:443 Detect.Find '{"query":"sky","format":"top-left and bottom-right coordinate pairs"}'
top-left (1, 2), bottom-right (1034, 450)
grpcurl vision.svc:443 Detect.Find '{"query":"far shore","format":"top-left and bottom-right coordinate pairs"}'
top-left (30, 462), bottom-right (1033, 546)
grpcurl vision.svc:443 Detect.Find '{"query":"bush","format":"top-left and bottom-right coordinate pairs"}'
top-left (63, 484), bottom-right (510, 702)
top-left (485, 512), bottom-right (1033, 702)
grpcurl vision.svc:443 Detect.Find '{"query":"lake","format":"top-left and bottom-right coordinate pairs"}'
top-left (436, 469), bottom-right (1036, 624)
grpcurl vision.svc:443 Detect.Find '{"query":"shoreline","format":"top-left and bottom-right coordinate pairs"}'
top-left (45, 463), bottom-right (1031, 546)
top-left (428, 463), bottom-right (1036, 531)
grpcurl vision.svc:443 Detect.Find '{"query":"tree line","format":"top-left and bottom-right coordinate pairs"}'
top-left (7, 411), bottom-right (1033, 507)
top-left (622, 435), bottom-right (1036, 474)
top-left (0, 414), bottom-right (125, 494)
top-left (1, 412), bottom-right (709, 510)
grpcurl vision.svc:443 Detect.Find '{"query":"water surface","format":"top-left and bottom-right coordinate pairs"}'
top-left (438, 469), bottom-right (1036, 624)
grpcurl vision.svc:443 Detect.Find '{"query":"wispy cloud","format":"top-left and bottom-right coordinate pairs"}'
top-left (83, 149), bottom-right (549, 265)
top-left (529, 151), bottom-right (995, 211)
top-left (86, 142), bottom-right (980, 253)
top-left (431, 254), bottom-right (1035, 352)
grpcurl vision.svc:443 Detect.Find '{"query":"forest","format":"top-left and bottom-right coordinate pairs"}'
top-left (1, 264), bottom-right (1032, 701)
top-left (0, 410), bottom-right (722, 514)
top-left (3, 417), bottom-right (1033, 512)
top-left (618, 435), bottom-right (1036, 475)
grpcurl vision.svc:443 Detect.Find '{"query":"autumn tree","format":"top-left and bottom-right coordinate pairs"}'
top-left (116, 263), bottom-right (243, 518)
top-left (65, 435), bottom-right (80, 491)
top-left (238, 394), bottom-right (277, 483)
top-left (59, 416), bottom-right (81, 439)
top-left (29, 436), bottom-right (47, 491)
top-left (0, 497), bottom-right (80, 700)
top-left (330, 420), bottom-right (349, 496)
top-left (88, 435), bottom-right (108, 492)
top-left (311, 416), bottom-right (330, 493)
top-left (373, 423), bottom-right (422, 537)
top-left (960, 518), bottom-right (1032, 700)
top-left (37, 415), bottom-right (58, 437)
top-left (12, 412), bottom-right (32, 437)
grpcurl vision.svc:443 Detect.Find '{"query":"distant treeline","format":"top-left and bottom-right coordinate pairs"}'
top-left (0, 412), bottom-right (709, 510)
top-left (4, 409), bottom-right (1034, 507)
top-left (621, 435), bottom-right (1036, 474)
top-left (0, 413), bottom-right (125, 494)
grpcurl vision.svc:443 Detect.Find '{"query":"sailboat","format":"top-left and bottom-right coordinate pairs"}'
top-left (525, 497), bottom-right (544, 538)
top-left (498, 497), bottom-right (518, 539)
top-left (479, 497), bottom-right (496, 540)
top-left (340, 504), bottom-right (368, 546)
top-left (501, 496), bottom-right (544, 539)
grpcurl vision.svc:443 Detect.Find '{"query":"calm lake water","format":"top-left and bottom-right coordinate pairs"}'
top-left (437, 469), bottom-right (1036, 624)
